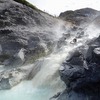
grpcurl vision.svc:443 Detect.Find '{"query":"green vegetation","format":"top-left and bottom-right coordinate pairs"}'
top-left (24, 50), bottom-right (46, 64)
top-left (13, 0), bottom-right (38, 10)
top-left (13, 0), bottom-right (54, 17)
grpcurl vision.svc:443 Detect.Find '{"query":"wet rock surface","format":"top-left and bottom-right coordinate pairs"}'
top-left (58, 36), bottom-right (100, 100)
top-left (0, 0), bottom-right (60, 89)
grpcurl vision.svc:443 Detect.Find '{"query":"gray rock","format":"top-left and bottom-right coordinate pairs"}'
top-left (0, 78), bottom-right (11, 90)
top-left (50, 92), bottom-right (61, 100)
top-left (58, 36), bottom-right (100, 100)
top-left (59, 8), bottom-right (99, 25)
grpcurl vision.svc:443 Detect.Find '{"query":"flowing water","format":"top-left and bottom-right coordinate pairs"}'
top-left (0, 24), bottom-right (100, 100)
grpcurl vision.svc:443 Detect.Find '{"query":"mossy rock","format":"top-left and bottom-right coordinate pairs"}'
top-left (24, 49), bottom-right (46, 64)
top-left (0, 54), bottom-right (10, 62)
top-left (29, 51), bottom-right (46, 64)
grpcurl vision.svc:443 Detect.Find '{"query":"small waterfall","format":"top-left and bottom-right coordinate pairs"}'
top-left (0, 23), bottom-right (100, 100)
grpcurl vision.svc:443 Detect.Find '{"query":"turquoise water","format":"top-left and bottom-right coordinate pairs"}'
top-left (0, 81), bottom-right (58, 100)
top-left (0, 48), bottom-right (67, 100)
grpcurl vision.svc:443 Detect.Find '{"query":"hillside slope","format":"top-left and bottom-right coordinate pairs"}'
top-left (0, 0), bottom-right (62, 89)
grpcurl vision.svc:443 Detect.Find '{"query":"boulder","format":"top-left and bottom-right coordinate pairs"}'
top-left (58, 35), bottom-right (100, 100)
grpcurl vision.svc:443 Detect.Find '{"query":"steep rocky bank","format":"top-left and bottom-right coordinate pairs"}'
top-left (57, 8), bottom-right (100, 100)
top-left (0, 0), bottom-right (64, 89)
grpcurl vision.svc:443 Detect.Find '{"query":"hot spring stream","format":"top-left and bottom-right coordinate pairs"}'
top-left (0, 24), bottom-right (99, 100)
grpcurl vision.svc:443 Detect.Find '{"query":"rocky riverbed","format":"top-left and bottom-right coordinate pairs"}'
top-left (1, 0), bottom-right (100, 100)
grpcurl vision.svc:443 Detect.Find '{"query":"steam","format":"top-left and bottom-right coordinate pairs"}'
top-left (0, 18), bottom-right (100, 100)
top-left (85, 24), bottom-right (100, 39)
